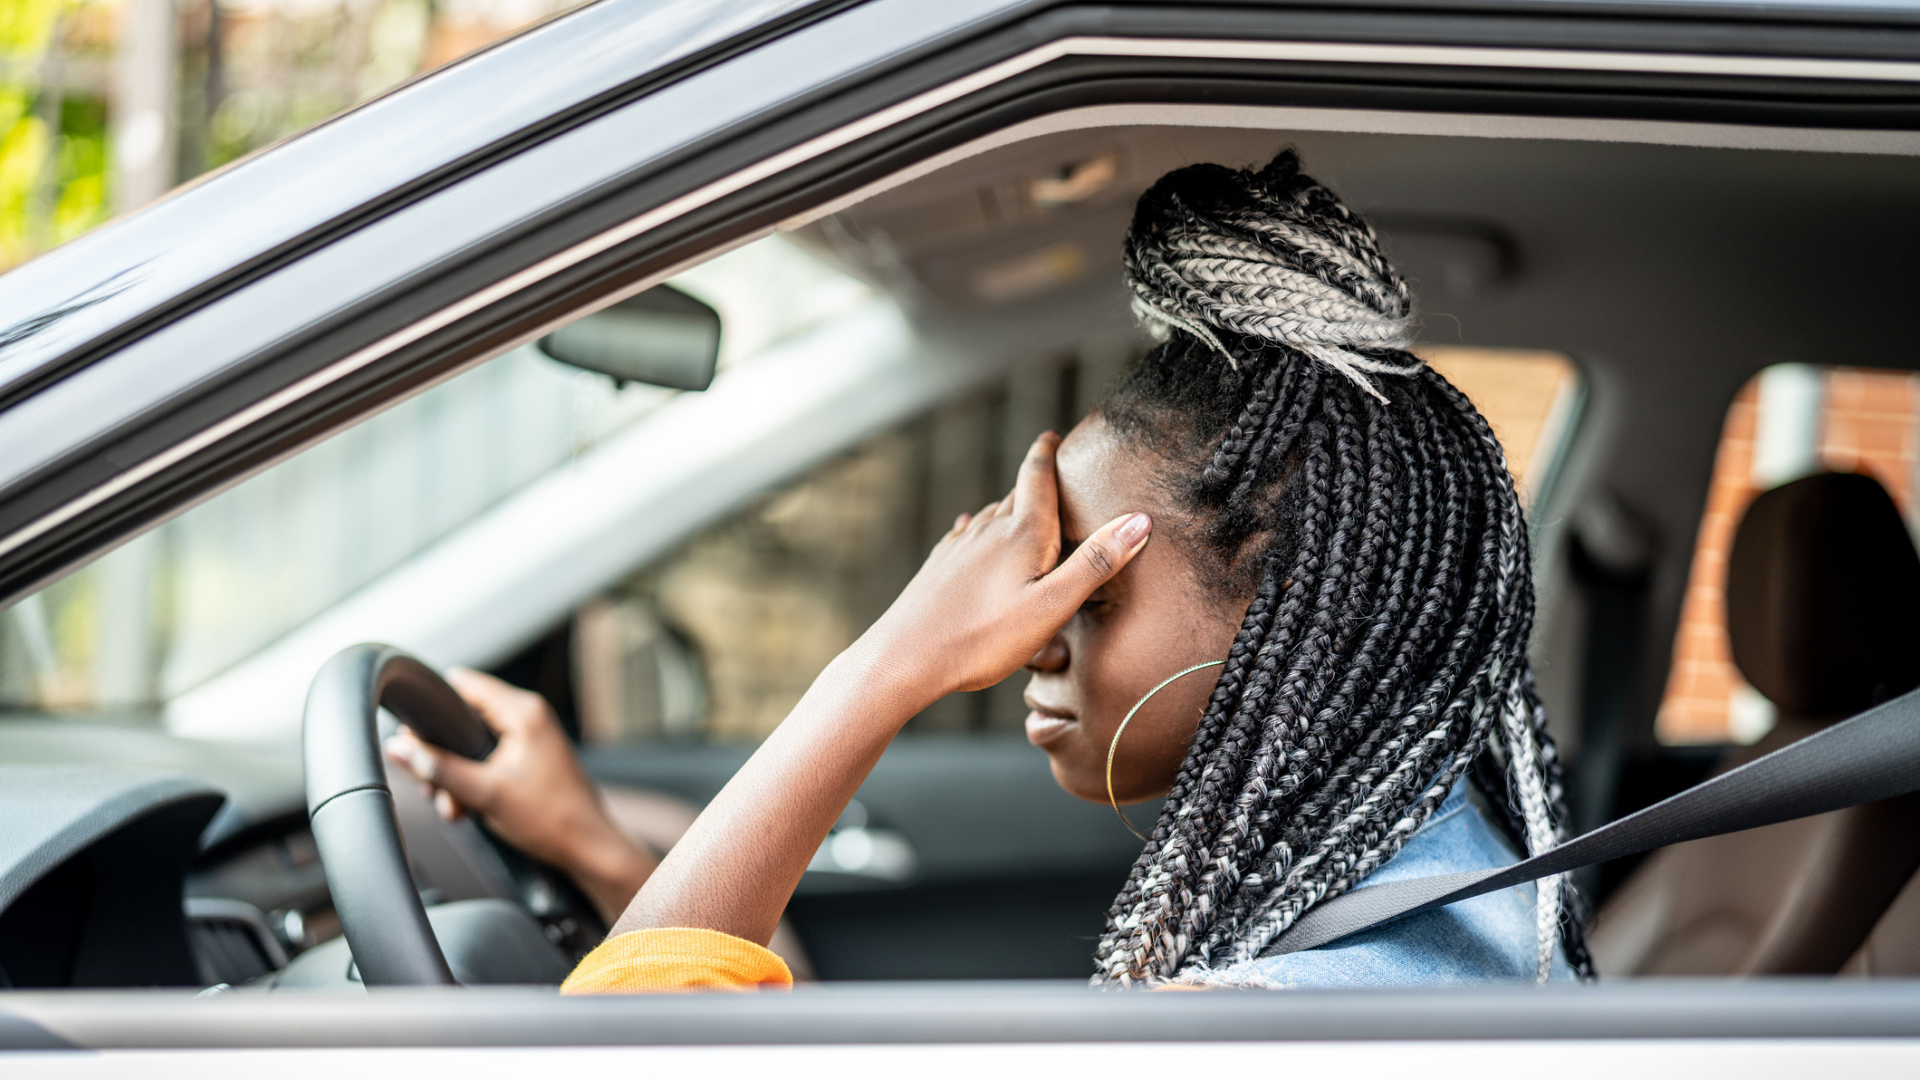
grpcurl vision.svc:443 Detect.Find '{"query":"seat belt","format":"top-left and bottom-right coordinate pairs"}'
top-left (1266, 684), bottom-right (1920, 955)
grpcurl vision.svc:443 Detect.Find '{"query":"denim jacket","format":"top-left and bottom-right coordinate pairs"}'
top-left (1188, 779), bottom-right (1574, 988)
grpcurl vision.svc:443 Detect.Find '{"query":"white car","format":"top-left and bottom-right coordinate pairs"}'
top-left (2, 0), bottom-right (1919, 1073)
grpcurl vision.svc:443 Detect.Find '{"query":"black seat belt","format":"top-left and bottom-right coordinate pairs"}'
top-left (1267, 685), bottom-right (1920, 955)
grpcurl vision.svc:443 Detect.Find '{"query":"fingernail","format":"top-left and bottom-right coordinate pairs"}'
top-left (1115, 512), bottom-right (1151, 548)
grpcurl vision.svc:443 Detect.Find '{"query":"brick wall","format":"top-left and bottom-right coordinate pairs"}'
top-left (1656, 367), bottom-right (1920, 744)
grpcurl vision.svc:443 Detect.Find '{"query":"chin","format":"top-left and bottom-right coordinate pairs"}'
top-left (1045, 754), bottom-right (1112, 805)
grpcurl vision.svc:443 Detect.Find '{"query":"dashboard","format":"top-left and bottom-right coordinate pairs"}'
top-left (186, 818), bottom-right (336, 985)
top-left (0, 721), bottom-right (324, 989)
top-left (1, 717), bottom-right (1153, 987)
top-left (0, 720), bottom-right (595, 990)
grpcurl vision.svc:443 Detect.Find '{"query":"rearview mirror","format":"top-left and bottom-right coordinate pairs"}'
top-left (537, 284), bottom-right (721, 391)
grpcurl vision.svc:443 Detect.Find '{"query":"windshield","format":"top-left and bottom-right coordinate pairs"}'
top-left (0, 235), bottom-right (873, 721)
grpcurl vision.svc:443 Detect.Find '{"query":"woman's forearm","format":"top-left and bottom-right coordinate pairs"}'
top-left (606, 639), bottom-right (934, 943)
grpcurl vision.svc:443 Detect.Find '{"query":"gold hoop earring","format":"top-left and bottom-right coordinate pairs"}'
top-left (1106, 659), bottom-right (1225, 841)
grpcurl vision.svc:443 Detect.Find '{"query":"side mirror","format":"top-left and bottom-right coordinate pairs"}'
top-left (537, 284), bottom-right (721, 392)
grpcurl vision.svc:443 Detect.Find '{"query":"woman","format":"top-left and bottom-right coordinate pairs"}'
top-left (390, 149), bottom-right (1585, 990)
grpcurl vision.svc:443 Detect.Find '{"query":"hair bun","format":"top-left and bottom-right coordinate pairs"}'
top-left (1123, 149), bottom-right (1419, 401)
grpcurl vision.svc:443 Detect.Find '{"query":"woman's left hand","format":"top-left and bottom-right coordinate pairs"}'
top-left (384, 668), bottom-right (656, 923)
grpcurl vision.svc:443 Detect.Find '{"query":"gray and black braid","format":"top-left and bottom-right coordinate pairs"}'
top-left (1092, 150), bottom-right (1589, 986)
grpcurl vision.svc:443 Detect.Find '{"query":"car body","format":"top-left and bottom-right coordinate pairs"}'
top-left (3, 0), bottom-right (1920, 1070)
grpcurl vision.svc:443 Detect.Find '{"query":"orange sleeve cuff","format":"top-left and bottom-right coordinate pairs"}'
top-left (559, 927), bottom-right (794, 995)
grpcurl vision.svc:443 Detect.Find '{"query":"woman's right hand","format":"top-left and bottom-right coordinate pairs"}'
top-left (384, 668), bottom-right (656, 923)
top-left (858, 431), bottom-right (1153, 703)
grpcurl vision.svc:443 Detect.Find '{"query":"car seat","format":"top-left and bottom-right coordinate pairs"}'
top-left (1842, 863), bottom-right (1920, 975)
top-left (1590, 472), bottom-right (1920, 976)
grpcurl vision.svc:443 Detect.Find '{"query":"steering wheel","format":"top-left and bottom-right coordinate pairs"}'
top-left (302, 643), bottom-right (499, 986)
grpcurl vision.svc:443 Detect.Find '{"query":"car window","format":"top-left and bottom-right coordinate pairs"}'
top-left (0, 236), bottom-right (873, 719)
top-left (1658, 363), bottom-right (1920, 746)
top-left (571, 345), bottom-right (1579, 746)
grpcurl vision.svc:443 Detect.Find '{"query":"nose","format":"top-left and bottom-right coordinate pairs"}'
top-left (1025, 634), bottom-right (1068, 674)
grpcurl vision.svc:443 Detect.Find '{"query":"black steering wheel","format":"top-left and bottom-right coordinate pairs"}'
top-left (302, 643), bottom-right (499, 986)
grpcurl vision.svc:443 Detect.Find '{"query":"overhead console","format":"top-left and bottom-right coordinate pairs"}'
top-left (791, 125), bottom-right (1522, 319)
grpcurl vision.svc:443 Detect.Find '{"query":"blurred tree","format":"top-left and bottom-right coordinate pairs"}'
top-left (0, 0), bottom-right (583, 272)
top-left (1, 0), bottom-right (112, 270)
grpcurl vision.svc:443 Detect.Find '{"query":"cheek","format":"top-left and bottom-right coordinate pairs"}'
top-left (1065, 617), bottom-right (1155, 734)
top-left (1109, 670), bottom-right (1215, 800)
top-left (1064, 601), bottom-right (1241, 800)
top-left (1067, 620), bottom-right (1208, 760)
top-left (1073, 592), bottom-right (1233, 731)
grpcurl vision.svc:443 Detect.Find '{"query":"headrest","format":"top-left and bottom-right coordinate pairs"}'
top-left (1727, 472), bottom-right (1920, 721)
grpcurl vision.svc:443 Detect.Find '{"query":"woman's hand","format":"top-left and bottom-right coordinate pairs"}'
top-left (860, 431), bottom-right (1153, 702)
top-left (384, 668), bottom-right (656, 923)
top-left (606, 432), bottom-right (1151, 943)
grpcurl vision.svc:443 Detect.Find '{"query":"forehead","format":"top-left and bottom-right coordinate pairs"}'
top-left (1056, 415), bottom-right (1161, 540)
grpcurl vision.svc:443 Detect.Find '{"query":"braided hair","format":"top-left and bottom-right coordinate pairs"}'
top-left (1090, 150), bottom-right (1587, 986)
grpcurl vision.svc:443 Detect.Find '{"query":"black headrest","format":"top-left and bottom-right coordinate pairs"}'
top-left (1727, 472), bottom-right (1920, 721)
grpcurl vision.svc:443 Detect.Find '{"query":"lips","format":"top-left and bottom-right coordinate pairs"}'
top-left (1024, 707), bottom-right (1077, 747)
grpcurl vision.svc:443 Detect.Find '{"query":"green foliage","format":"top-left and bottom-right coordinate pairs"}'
top-left (0, 89), bottom-right (51, 268)
top-left (54, 92), bottom-right (107, 243)
top-left (0, 0), bottom-right (63, 55)
top-left (0, 0), bottom-right (110, 272)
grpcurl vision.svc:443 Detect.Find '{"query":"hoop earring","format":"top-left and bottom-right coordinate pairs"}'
top-left (1106, 659), bottom-right (1226, 841)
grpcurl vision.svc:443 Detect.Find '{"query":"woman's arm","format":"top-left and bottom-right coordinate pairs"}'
top-left (608, 433), bottom-right (1151, 942)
